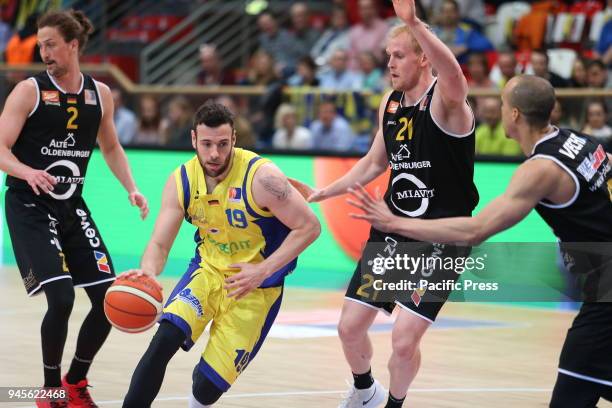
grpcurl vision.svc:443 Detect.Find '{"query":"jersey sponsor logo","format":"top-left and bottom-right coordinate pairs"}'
top-left (93, 250), bottom-right (111, 274)
top-left (41, 91), bottom-right (60, 106)
top-left (45, 160), bottom-right (81, 199)
top-left (386, 120), bottom-right (397, 126)
top-left (47, 213), bottom-right (63, 251)
top-left (589, 162), bottom-right (610, 192)
top-left (411, 287), bottom-right (426, 306)
top-left (76, 208), bottom-right (101, 248)
top-left (23, 269), bottom-right (37, 291)
top-left (207, 236), bottom-right (252, 255)
top-left (41, 134), bottom-right (91, 158)
top-left (390, 173), bottom-right (433, 217)
top-left (387, 100), bottom-right (399, 114)
top-left (577, 145), bottom-right (606, 181)
top-left (390, 145), bottom-right (411, 162)
top-left (229, 187), bottom-right (242, 203)
top-left (234, 349), bottom-right (252, 373)
top-left (84, 89), bottom-right (97, 105)
top-left (390, 161), bottom-right (432, 171)
top-left (176, 288), bottom-right (203, 317)
top-left (559, 133), bottom-right (587, 160)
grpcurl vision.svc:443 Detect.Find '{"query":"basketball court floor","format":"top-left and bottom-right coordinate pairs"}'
top-left (1, 267), bottom-right (608, 408)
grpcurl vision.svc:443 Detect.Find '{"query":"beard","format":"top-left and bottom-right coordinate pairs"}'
top-left (198, 149), bottom-right (233, 178)
top-left (46, 62), bottom-right (67, 78)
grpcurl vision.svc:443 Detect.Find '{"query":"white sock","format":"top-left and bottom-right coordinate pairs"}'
top-left (189, 392), bottom-right (211, 407)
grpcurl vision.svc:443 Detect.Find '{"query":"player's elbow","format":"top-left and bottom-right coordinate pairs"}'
top-left (304, 215), bottom-right (321, 244)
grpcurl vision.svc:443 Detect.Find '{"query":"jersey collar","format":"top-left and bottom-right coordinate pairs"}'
top-left (46, 71), bottom-right (84, 95)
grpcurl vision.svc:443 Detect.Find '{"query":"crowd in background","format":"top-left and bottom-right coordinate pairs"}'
top-left (1, 0), bottom-right (612, 156)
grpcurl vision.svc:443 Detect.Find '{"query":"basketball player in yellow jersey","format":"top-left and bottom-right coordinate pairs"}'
top-left (122, 101), bottom-right (320, 407)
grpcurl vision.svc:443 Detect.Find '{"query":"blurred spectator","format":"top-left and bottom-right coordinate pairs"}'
top-left (475, 97), bottom-right (522, 156)
top-left (466, 52), bottom-right (494, 88)
top-left (310, 101), bottom-right (354, 151)
top-left (134, 95), bottom-right (162, 146)
top-left (489, 51), bottom-right (521, 89)
top-left (432, 0), bottom-right (493, 64)
top-left (288, 56), bottom-right (320, 87)
top-left (527, 49), bottom-right (569, 88)
top-left (586, 59), bottom-right (610, 88)
top-left (215, 95), bottom-right (255, 148)
top-left (257, 12), bottom-right (298, 75)
top-left (347, 0), bottom-right (389, 70)
top-left (423, 0), bottom-right (486, 28)
top-left (358, 51), bottom-right (385, 92)
top-left (582, 100), bottom-right (612, 151)
top-left (569, 57), bottom-right (588, 87)
top-left (242, 50), bottom-right (278, 86)
top-left (319, 49), bottom-right (363, 91)
top-left (595, 19), bottom-right (612, 67)
top-left (196, 44), bottom-right (235, 86)
top-left (290, 3), bottom-right (320, 60)
top-left (311, 6), bottom-right (350, 67)
top-left (272, 103), bottom-right (313, 150)
top-left (111, 88), bottom-right (137, 146)
top-left (550, 99), bottom-right (570, 128)
top-left (161, 96), bottom-right (194, 148)
top-left (243, 50), bottom-right (284, 145)
top-left (4, 12), bottom-right (40, 64)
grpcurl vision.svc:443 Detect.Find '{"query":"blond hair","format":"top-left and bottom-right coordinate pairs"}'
top-left (388, 24), bottom-right (424, 55)
top-left (274, 103), bottom-right (297, 129)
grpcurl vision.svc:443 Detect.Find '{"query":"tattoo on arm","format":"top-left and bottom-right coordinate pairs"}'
top-left (261, 175), bottom-right (291, 201)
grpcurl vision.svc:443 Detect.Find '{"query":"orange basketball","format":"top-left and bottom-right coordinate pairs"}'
top-left (104, 275), bottom-right (163, 333)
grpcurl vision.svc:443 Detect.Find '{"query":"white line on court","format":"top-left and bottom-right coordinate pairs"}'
top-left (88, 387), bottom-right (552, 405)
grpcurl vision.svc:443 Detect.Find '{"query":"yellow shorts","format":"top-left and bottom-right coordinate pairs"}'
top-left (161, 262), bottom-right (283, 391)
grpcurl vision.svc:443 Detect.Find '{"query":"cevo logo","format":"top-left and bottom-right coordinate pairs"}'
top-left (177, 288), bottom-right (203, 318)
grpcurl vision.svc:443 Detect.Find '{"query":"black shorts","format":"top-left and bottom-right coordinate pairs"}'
top-left (345, 228), bottom-right (467, 322)
top-left (5, 188), bottom-right (115, 296)
top-left (557, 302), bottom-right (612, 385)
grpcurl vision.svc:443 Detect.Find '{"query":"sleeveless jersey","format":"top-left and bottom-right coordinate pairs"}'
top-left (381, 80), bottom-right (479, 219)
top-left (175, 148), bottom-right (296, 288)
top-left (6, 71), bottom-right (103, 200)
top-left (530, 127), bottom-right (612, 242)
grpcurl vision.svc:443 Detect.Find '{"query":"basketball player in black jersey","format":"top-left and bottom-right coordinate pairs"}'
top-left (0, 10), bottom-right (149, 408)
top-left (295, 0), bottom-right (479, 406)
top-left (349, 75), bottom-right (612, 407)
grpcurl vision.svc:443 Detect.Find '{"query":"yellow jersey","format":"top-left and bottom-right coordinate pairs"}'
top-left (174, 148), bottom-right (295, 287)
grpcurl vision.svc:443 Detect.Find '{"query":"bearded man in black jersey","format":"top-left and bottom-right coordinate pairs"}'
top-left (0, 10), bottom-right (149, 408)
top-left (291, 0), bottom-right (479, 406)
top-left (349, 75), bottom-right (612, 407)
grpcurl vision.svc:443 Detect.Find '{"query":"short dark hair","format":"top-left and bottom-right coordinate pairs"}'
top-left (508, 75), bottom-right (555, 128)
top-left (586, 59), bottom-right (606, 71)
top-left (532, 48), bottom-right (549, 64)
top-left (587, 98), bottom-right (608, 114)
top-left (38, 9), bottom-right (93, 53)
top-left (193, 100), bottom-right (234, 130)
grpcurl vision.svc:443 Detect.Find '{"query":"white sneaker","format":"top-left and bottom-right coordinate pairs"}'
top-left (338, 379), bottom-right (386, 408)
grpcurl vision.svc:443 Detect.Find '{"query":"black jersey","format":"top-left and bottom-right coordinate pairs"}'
top-left (382, 80), bottom-right (479, 219)
top-left (5, 71), bottom-right (103, 200)
top-left (530, 127), bottom-right (612, 242)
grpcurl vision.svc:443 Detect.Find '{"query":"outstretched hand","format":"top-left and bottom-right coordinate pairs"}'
top-left (392, 0), bottom-right (418, 25)
top-left (346, 183), bottom-right (396, 233)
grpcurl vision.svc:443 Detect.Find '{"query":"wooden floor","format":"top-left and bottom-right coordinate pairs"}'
top-left (0, 267), bottom-right (609, 408)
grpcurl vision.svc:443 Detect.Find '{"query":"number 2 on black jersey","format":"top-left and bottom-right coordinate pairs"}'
top-left (66, 107), bottom-right (78, 130)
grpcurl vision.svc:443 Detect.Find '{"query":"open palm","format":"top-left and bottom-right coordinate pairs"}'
top-left (392, 0), bottom-right (417, 24)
